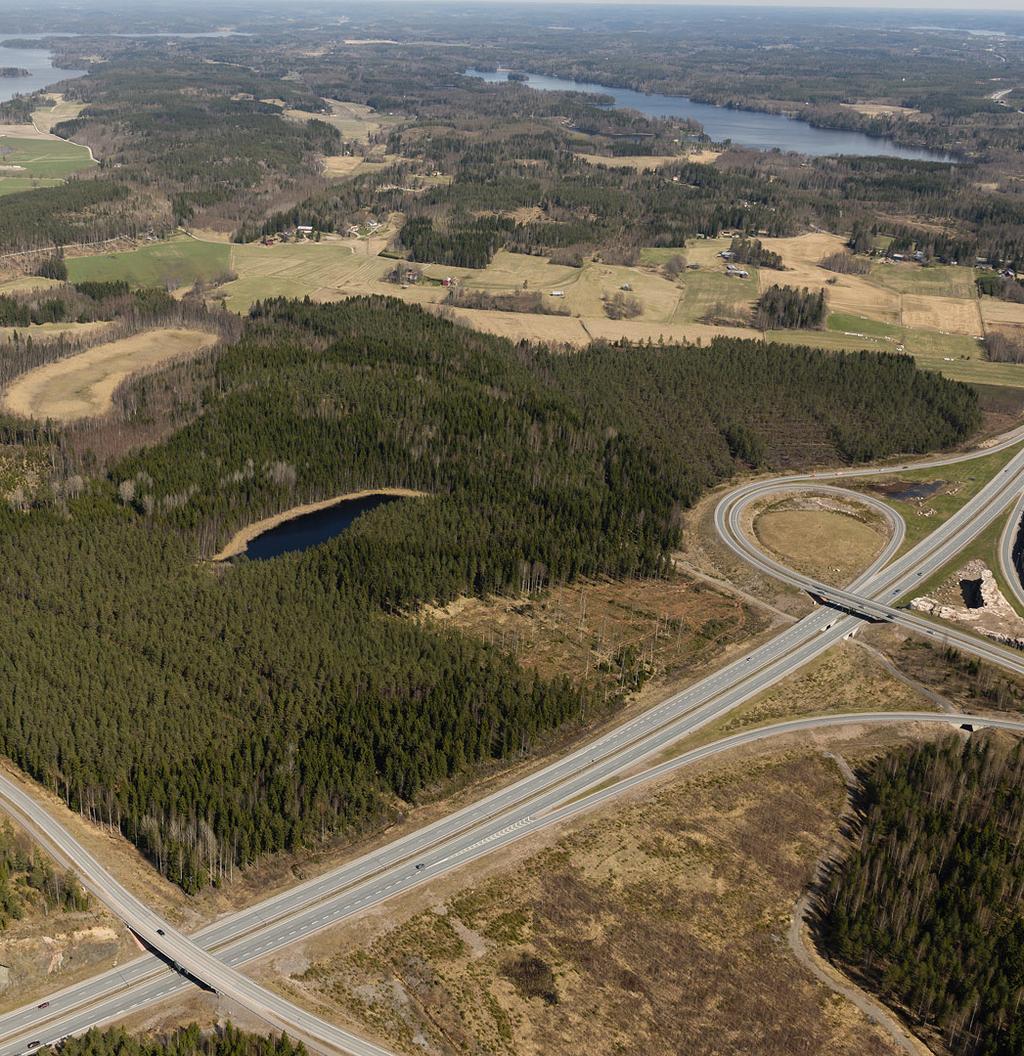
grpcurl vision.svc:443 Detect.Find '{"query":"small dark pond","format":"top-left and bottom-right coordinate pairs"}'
top-left (242, 493), bottom-right (403, 561)
top-left (867, 480), bottom-right (945, 502)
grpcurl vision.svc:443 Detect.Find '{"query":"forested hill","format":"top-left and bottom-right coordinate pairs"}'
top-left (0, 300), bottom-right (979, 891)
top-left (41, 1026), bottom-right (304, 1056)
top-left (823, 734), bottom-right (1024, 1056)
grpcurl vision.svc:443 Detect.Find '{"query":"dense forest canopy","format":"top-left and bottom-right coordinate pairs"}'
top-left (0, 299), bottom-right (980, 891)
top-left (824, 734), bottom-right (1024, 1056)
top-left (41, 1025), bottom-right (304, 1056)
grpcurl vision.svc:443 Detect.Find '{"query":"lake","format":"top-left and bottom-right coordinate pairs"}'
top-left (0, 45), bottom-right (84, 104)
top-left (465, 70), bottom-right (955, 162)
top-left (240, 493), bottom-right (403, 561)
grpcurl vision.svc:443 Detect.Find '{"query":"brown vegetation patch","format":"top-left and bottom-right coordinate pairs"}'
top-left (981, 299), bottom-right (1024, 327)
top-left (751, 494), bottom-right (890, 586)
top-left (269, 743), bottom-right (911, 1056)
top-left (2, 329), bottom-right (218, 422)
top-left (900, 294), bottom-right (982, 337)
top-left (426, 573), bottom-right (767, 701)
top-left (840, 102), bottom-right (920, 118)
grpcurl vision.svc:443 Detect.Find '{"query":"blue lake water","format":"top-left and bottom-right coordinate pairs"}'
top-left (465, 69), bottom-right (955, 162)
top-left (0, 45), bottom-right (84, 103)
top-left (241, 493), bottom-right (404, 561)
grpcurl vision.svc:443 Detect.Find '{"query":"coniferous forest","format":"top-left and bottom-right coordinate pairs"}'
top-left (824, 735), bottom-right (1024, 1056)
top-left (40, 1026), bottom-right (304, 1056)
top-left (0, 298), bottom-right (980, 891)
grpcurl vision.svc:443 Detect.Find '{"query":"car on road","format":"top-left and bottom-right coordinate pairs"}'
top-left (37, 1003), bottom-right (48, 1010)
top-left (28, 1042), bottom-right (40, 1049)
top-left (156, 928), bottom-right (165, 936)
top-left (415, 863), bottom-right (425, 871)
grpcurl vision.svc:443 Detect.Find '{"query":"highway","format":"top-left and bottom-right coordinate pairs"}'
top-left (1, 426), bottom-right (1024, 1056)
top-left (999, 489), bottom-right (1024, 613)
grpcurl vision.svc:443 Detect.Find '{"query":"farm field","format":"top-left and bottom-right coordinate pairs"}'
top-left (0, 176), bottom-right (63, 196)
top-left (979, 298), bottom-right (1024, 327)
top-left (57, 230), bottom-right (1024, 387)
top-left (283, 98), bottom-right (403, 141)
top-left (30, 95), bottom-right (88, 135)
top-left (221, 242), bottom-right (406, 312)
top-left (0, 320), bottom-right (110, 342)
top-left (574, 150), bottom-right (721, 169)
top-left (66, 238), bottom-right (231, 289)
top-left (2, 328), bottom-right (218, 422)
top-left (0, 135), bottom-right (94, 179)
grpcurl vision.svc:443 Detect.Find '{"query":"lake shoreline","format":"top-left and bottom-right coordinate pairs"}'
top-left (212, 487), bottom-right (427, 561)
top-left (465, 68), bottom-right (955, 163)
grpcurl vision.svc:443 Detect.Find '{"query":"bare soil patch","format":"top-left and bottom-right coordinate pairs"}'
top-left (910, 558), bottom-right (1024, 645)
top-left (2, 329), bottom-right (218, 422)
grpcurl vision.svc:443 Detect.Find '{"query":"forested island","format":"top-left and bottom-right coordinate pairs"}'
top-left (0, 68), bottom-right (31, 78)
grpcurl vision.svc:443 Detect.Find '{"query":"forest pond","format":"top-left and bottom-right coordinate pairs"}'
top-left (238, 493), bottom-right (404, 561)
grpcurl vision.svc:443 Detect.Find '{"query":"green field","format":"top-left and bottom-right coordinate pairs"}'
top-left (0, 176), bottom-right (63, 196)
top-left (869, 260), bottom-right (977, 299)
top-left (816, 312), bottom-right (1024, 388)
top-left (67, 238), bottom-right (232, 290)
top-left (671, 268), bottom-right (759, 325)
top-left (0, 136), bottom-right (95, 179)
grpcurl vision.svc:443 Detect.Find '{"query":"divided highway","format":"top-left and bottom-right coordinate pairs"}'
top-left (2, 426), bottom-right (1024, 1056)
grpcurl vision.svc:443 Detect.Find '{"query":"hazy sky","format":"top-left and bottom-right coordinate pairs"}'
top-left (634, 1), bottom-right (1024, 6)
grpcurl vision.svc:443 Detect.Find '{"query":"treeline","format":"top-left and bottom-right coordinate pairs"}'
top-left (398, 215), bottom-right (517, 269)
top-left (0, 299), bottom-right (979, 891)
top-left (977, 273), bottom-right (1024, 304)
top-left (444, 289), bottom-right (570, 316)
top-left (0, 181), bottom-right (153, 255)
top-left (755, 285), bottom-right (826, 330)
top-left (824, 734), bottom-right (1024, 1056)
top-left (820, 250), bottom-right (871, 276)
top-left (728, 237), bottom-right (783, 269)
top-left (0, 282), bottom-right (165, 327)
top-left (42, 1026), bottom-right (305, 1056)
top-left (0, 821), bottom-right (89, 928)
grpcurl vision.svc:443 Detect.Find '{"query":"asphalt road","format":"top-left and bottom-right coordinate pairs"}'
top-left (999, 489), bottom-right (1024, 613)
top-left (1, 426), bottom-right (1024, 1056)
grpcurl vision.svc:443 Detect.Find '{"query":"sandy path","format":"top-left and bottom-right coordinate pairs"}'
top-left (2, 328), bottom-right (217, 422)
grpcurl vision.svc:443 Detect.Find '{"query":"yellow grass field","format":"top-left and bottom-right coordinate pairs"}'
top-left (840, 101), bottom-right (920, 118)
top-left (442, 306), bottom-right (590, 344)
top-left (901, 293), bottom-right (982, 336)
top-left (321, 156), bottom-right (364, 177)
top-left (980, 299), bottom-right (1024, 328)
top-left (0, 321), bottom-right (110, 342)
top-left (30, 95), bottom-right (87, 135)
top-left (3, 329), bottom-right (218, 422)
top-left (283, 99), bottom-right (402, 141)
top-left (574, 150), bottom-right (720, 170)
